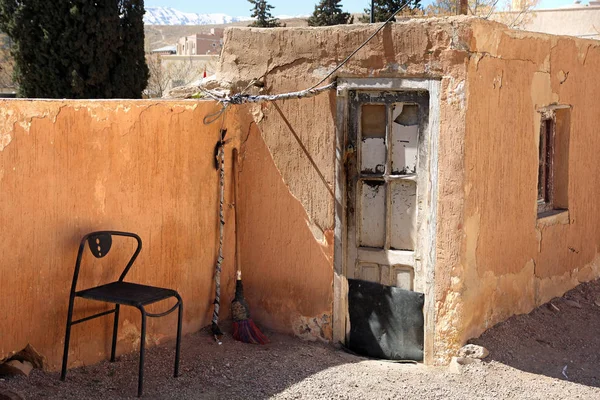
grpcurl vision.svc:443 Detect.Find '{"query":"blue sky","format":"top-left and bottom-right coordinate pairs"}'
top-left (145, 0), bottom-right (585, 16)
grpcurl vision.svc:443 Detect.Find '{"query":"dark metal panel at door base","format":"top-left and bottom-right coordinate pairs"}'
top-left (347, 278), bottom-right (424, 361)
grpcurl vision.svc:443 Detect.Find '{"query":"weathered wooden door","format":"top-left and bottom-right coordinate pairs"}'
top-left (345, 90), bottom-right (430, 359)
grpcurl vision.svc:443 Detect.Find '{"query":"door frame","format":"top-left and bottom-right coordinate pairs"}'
top-left (333, 78), bottom-right (441, 365)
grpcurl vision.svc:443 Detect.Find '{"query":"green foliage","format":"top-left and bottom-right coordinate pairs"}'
top-left (308, 0), bottom-right (353, 26)
top-left (113, 0), bottom-right (149, 98)
top-left (360, 0), bottom-right (422, 23)
top-left (248, 0), bottom-right (281, 28)
top-left (0, 0), bottom-right (149, 98)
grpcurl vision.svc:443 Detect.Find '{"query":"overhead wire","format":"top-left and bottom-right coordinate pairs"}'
top-left (307, 4), bottom-right (409, 91)
top-left (201, 4), bottom-right (408, 125)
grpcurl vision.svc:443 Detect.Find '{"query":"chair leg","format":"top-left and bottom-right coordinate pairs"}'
top-left (138, 307), bottom-right (147, 397)
top-left (60, 296), bottom-right (76, 381)
top-left (111, 304), bottom-right (120, 362)
top-left (174, 296), bottom-right (183, 378)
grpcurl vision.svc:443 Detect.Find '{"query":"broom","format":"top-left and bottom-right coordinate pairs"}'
top-left (231, 148), bottom-right (269, 345)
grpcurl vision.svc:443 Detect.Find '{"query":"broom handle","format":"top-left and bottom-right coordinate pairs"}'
top-left (233, 148), bottom-right (242, 280)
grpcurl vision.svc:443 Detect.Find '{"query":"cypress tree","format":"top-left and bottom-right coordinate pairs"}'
top-left (360, 0), bottom-right (422, 23)
top-left (0, 1), bottom-right (70, 97)
top-left (68, 0), bottom-right (122, 98)
top-left (248, 0), bottom-right (282, 28)
top-left (113, 0), bottom-right (149, 98)
top-left (0, 0), bottom-right (148, 98)
top-left (308, 0), bottom-right (353, 26)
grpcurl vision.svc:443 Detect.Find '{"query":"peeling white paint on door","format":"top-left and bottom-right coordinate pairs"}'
top-left (360, 103), bottom-right (387, 174)
top-left (359, 181), bottom-right (386, 248)
top-left (390, 180), bottom-right (417, 250)
top-left (348, 92), bottom-right (427, 297)
top-left (361, 138), bottom-right (386, 174)
top-left (359, 262), bottom-right (380, 283)
top-left (392, 265), bottom-right (414, 290)
top-left (335, 78), bottom-right (441, 363)
top-left (391, 103), bottom-right (419, 174)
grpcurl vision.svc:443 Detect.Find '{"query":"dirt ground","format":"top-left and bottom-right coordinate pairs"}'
top-left (471, 278), bottom-right (600, 388)
top-left (3, 280), bottom-right (600, 399)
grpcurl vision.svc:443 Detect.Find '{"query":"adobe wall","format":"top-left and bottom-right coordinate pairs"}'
top-left (436, 20), bottom-right (600, 363)
top-left (0, 100), bottom-right (246, 369)
top-left (217, 18), bottom-right (472, 350)
top-left (5, 18), bottom-right (591, 369)
top-left (218, 17), bottom-right (600, 364)
top-left (236, 122), bottom-right (335, 339)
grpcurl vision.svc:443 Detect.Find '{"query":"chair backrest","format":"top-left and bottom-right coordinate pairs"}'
top-left (88, 233), bottom-right (112, 258)
top-left (69, 231), bottom-right (142, 294)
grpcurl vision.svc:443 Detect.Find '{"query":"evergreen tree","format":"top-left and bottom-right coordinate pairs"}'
top-left (248, 0), bottom-right (281, 28)
top-left (67, 0), bottom-right (122, 98)
top-left (0, 0), bottom-right (148, 98)
top-left (113, 0), bottom-right (149, 98)
top-left (360, 0), bottom-right (422, 23)
top-left (308, 0), bottom-right (353, 26)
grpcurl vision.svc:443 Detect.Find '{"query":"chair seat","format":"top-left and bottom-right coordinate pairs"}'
top-left (77, 281), bottom-right (177, 307)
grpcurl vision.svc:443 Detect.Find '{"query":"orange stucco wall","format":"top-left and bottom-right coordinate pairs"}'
top-left (217, 18), bottom-right (472, 346)
top-left (4, 18), bottom-right (599, 370)
top-left (216, 18), bottom-right (600, 363)
top-left (435, 21), bottom-right (600, 362)
top-left (237, 122), bottom-right (334, 339)
top-left (0, 100), bottom-right (246, 369)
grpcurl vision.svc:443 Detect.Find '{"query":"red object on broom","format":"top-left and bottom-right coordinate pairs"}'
top-left (203, 66), bottom-right (207, 78)
top-left (231, 149), bottom-right (269, 345)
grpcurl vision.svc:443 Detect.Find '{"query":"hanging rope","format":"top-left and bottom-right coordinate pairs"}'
top-left (210, 114), bottom-right (229, 344)
top-left (199, 81), bottom-right (336, 108)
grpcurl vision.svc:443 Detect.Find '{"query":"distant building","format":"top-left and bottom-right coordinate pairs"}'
top-left (499, 1), bottom-right (600, 40)
top-left (145, 53), bottom-right (218, 98)
top-left (176, 29), bottom-right (224, 56)
top-left (151, 45), bottom-right (176, 55)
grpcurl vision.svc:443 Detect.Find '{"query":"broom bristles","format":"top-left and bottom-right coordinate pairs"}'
top-left (233, 319), bottom-right (269, 345)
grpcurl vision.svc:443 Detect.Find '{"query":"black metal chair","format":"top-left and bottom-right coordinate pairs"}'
top-left (60, 231), bottom-right (183, 397)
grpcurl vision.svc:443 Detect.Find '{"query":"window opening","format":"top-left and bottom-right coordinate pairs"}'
top-left (537, 106), bottom-right (570, 217)
top-left (538, 117), bottom-right (554, 212)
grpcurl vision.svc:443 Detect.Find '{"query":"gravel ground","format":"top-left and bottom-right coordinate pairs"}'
top-left (471, 278), bottom-right (600, 388)
top-left (3, 281), bottom-right (600, 399)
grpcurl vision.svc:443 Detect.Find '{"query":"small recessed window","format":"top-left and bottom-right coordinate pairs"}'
top-left (537, 107), bottom-right (570, 217)
top-left (537, 117), bottom-right (554, 212)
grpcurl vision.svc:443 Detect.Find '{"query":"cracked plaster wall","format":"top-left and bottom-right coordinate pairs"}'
top-left (0, 100), bottom-right (248, 370)
top-left (434, 20), bottom-right (600, 364)
top-left (236, 120), bottom-right (334, 341)
top-left (217, 18), bottom-right (474, 247)
top-left (217, 18), bottom-right (472, 349)
top-left (218, 17), bottom-right (600, 362)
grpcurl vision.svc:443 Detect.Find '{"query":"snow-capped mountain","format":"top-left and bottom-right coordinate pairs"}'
top-left (144, 7), bottom-right (252, 25)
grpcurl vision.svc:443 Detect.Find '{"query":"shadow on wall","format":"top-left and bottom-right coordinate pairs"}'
top-left (236, 119), bottom-right (334, 340)
top-left (470, 279), bottom-right (600, 388)
top-left (0, 101), bottom-right (237, 369)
